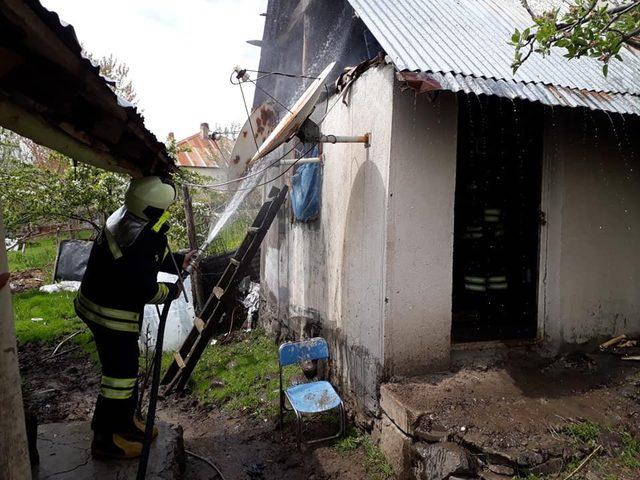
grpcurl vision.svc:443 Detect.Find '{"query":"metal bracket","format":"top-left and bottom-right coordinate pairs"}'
top-left (278, 155), bottom-right (323, 166)
top-left (297, 119), bottom-right (369, 147)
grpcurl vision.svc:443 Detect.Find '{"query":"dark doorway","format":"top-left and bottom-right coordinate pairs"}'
top-left (452, 95), bottom-right (543, 343)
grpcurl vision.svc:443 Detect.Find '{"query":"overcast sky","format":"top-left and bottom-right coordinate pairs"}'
top-left (41, 0), bottom-right (267, 141)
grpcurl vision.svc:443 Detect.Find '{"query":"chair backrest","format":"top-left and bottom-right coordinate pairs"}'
top-left (279, 337), bottom-right (329, 367)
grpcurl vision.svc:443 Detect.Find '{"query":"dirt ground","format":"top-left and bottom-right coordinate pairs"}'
top-left (10, 268), bottom-right (45, 293)
top-left (384, 348), bottom-right (640, 478)
top-left (160, 398), bottom-right (371, 480)
top-left (19, 343), bottom-right (373, 480)
top-left (20, 342), bottom-right (98, 424)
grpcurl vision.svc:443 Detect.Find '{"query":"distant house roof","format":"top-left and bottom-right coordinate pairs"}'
top-left (0, 0), bottom-right (175, 175)
top-left (176, 132), bottom-right (232, 169)
top-left (348, 0), bottom-right (640, 115)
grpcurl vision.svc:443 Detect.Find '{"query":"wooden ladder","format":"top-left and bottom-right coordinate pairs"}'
top-left (161, 185), bottom-right (288, 394)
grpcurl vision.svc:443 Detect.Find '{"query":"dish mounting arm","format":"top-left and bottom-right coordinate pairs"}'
top-left (297, 119), bottom-right (370, 148)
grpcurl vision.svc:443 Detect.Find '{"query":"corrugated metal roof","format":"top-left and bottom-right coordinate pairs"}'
top-left (348, 0), bottom-right (640, 113)
top-left (398, 71), bottom-right (640, 116)
top-left (176, 134), bottom-right (232, 169)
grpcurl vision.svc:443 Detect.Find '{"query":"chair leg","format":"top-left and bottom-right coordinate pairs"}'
top-left (294, 410), bottom-right (303, 449)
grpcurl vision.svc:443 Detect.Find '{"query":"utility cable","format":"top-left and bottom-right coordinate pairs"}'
top-left (246, 76), bottom-right (292, 113)
top-left (238, 80), bottom-right (260, 151)
top-left (227, 142), bottom-right (318, 192)
top-left (244, 68), bottom-right (321, 80)
top-left (186, 450), bottom-right (227, 480)
top-left (211, 137), bottom-right (230, 163)
top-left (184, 140), bottom-right (302, 189)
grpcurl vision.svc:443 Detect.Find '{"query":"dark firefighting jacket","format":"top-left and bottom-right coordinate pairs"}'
top-left (74, 220), bottom-right (184, 333)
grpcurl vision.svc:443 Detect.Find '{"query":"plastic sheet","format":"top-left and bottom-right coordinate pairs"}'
top-left (53, 240), bottom-right (93, 282)
top-left (240, 281), bottom-right (260, 331)
top-left (39, 281), bottom-right (81, 293)
top-left (291, 163), bottom-right (322, 222)
top-left (140, 272), bottom-right (195, 352)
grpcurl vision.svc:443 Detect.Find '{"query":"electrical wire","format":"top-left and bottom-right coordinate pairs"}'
top-left (229, 69), bottom-right (320, 85)
top-left (189, 65), bottom-right (327, 193)
top-left (244, 68), bottom-right (321, 80)
top-left (186, 450), bottom-right (227, 480)
top-left (211, 137), bottom-right (230, 163)
top-left (246, 76), bottom-right (292, 113)
top-left (184, 140), bottom-right (302, 189)
top-left (227, 142), bottom-right (318, 192)
top-left (238, 81), bottom-right (260, 151)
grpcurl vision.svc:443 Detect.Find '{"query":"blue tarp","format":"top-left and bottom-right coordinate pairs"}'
top-left (291, 163), bottom-right (322, 222)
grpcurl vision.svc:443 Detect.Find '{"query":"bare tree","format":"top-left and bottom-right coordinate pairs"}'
top-left (82, 51), bottom-right (138, 105)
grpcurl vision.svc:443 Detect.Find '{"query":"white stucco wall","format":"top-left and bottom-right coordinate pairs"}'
top-left (384, 89), bottom-right (458, 374)
top-left (261, 64), bottom-right (396, 414)
top-left (260, 64), bottom-right (640, 418)
top-left (540, 109), bottom-right (640, 345)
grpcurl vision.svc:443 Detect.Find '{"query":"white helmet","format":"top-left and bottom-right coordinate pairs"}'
top-left (124, 176), bottom-right (176, 220)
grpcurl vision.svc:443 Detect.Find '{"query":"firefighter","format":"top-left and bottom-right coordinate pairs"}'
top-left (74, 176), bottom-right (192, 459)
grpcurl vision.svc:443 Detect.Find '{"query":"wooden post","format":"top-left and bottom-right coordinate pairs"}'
top-left (182, 185), bottom-right (203, 311)
top-left (0, 207), bottom-right (32, 479)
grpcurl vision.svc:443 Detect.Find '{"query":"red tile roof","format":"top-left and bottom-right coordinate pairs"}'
top-left (176, 133), bottom-right (232, 169)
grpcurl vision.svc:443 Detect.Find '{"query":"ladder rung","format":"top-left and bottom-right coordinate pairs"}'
top-left (165, 185), bottom-right (288, 394)
top-left (194, 317), bottom-right (205, 332)
top-left (173, 352), bottom-right (186, 369)
top-left (267, 186), bottom-right (280, 198)
top-left (213, 286), bottom-right (224, 299)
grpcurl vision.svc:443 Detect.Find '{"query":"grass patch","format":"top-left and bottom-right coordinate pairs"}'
top-left (8, 237), bottom-right (59, 279)
top-left (564, 421), bottom-right (601, 445)
top-left (8, 231), bottom-right (93, 278)
top-left (8, 232), bottom-right (97, 359)
top-left (334, 427), bottom-right (394, 480)
top-left (620, 431), bottom-right (640, 469)
top-left (185, 330), bottom-right (294, 417)
top-left (13, 290), bottom-right (82, 343)
top-left (206, 214), bottom-right (253, 255)
top-left (521, 423), bottom-right (640, 480)
top-left (12, 289), bottom-right (96, 359)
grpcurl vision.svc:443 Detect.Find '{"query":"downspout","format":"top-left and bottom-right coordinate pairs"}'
top-left (0, 206), bottom-right (32, 479)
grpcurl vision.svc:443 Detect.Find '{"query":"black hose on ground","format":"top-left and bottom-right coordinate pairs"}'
top-left (186, 449), bottom-right (227, 480)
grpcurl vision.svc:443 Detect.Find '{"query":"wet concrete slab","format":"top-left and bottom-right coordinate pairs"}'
top-left (34, 421), bottom-right (184, 480)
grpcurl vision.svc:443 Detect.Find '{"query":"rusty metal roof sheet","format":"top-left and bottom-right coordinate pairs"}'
top-left (398, 71), bottom-right (640, 116)
top-left (348, 0), bottom-right (640, 114)
top-left (0, 0), bottom-right (175, 175)
top-left (176, 134), bottom-right (232, 169)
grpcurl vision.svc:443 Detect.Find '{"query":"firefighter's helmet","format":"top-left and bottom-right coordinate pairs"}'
top-left (124, 176), bottom-right (176, 220)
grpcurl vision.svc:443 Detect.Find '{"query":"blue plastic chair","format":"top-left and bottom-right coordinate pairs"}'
top-left (278, 338), bottom-right (345, 447)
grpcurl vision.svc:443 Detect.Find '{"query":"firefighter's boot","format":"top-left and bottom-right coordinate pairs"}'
top-left (91, 431), bottom-right (143, 459)
top-left (129, 415), bottom-right (159, 443)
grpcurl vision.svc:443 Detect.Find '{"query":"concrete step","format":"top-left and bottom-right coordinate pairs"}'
top-left (34, 421), bottom-right (184, 479)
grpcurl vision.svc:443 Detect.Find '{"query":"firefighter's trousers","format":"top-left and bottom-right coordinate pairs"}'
top-left (82, 317), bottom-right (140, 434)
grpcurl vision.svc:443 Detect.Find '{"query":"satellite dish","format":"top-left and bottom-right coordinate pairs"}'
top-left (227, 100), bottom-right (278, 180)
top-left (248, 62), bottom-right (336, 166)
